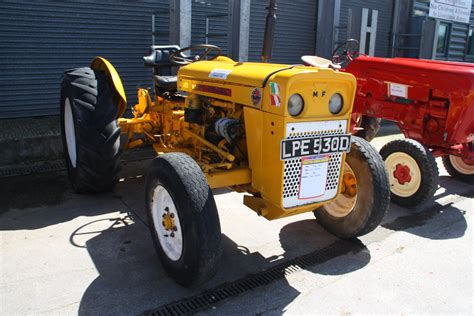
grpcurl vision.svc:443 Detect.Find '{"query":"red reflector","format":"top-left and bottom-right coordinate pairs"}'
top-left (194, 84), bottom-right (232, 96)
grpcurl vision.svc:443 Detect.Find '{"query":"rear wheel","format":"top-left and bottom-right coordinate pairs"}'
top-left (442, 154), bottom-right (474, 183)
top-left (145, 153), bottom-right (222, 286)
top-left (380, 139), bottom-right (438, 207)
top-left (314, 136), bottom-right (390, 239)
top-left (60, 67), bottom-right (121, 193)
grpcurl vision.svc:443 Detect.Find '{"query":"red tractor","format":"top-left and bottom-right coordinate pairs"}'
top-left (303, 40), bottom-right (474, 207)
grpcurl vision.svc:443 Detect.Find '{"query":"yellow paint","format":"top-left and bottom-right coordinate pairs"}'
top-left (162, 213), bottom-right (175, 231)
top-left (98, 55), bottom-right (357, 221)
top-left (90, 57), bottom-right (127, 117)
top-left (206, 168), bottom-right (252, 189)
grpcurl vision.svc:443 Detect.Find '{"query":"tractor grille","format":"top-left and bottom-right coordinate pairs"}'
top-left (282, 120), bottom-right (347, 208)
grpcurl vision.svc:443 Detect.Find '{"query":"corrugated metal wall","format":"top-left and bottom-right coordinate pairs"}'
top-left (248, 0), bottom-right (317, 63)
top-left (191, 0), bottom-right (228, 55)
top-left (412, 0), bottom-right (469, 61)
top-left (337, 0), bottom-right (394, 57)
top-left (0, 0), bottom-right (169, 119)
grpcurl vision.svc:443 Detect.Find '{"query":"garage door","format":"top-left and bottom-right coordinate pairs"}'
top-left (0, 0), bottom-right (169, 119)
top-left (337, 0), bottom-right (394, 57)
top-left (248, 0), bottom-right (317, 63)
top-left (191, 0), bottom-right (229, 55)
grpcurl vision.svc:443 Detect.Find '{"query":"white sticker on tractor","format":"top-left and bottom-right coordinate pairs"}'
top-left (209, 69), bottom-right (232, 80)
top-left (298, 155), bottom-right (329, 199)
top-left (387, 82), bottom-right (409, 98)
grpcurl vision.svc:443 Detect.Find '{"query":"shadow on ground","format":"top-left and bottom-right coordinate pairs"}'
top-left (0, 160), bottom-right (149, 231)
top-left (77, 217), bottom-right (370, 316)
top-left (381, 175), bottom-right (471, 240)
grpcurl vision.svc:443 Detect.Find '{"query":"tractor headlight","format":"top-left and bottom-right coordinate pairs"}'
top-left (329, 93), bottom-right (343, 114)
top-left (288, 94), bottom-right (304, 116)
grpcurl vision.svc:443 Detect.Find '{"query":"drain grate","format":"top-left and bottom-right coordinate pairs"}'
top-left (143, 239), bottom-right (365, 316)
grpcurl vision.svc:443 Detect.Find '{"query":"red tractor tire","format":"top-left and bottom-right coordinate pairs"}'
top-left (380, 139), bottom-right (439, 207)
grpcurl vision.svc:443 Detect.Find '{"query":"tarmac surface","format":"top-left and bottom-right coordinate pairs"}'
top-left (0, 132), bottom-right (472, 315)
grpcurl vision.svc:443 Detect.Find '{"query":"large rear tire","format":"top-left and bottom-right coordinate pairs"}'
top-left (380, 139), bottom-right (438, 207)
top-left (145, 153), bottom-right (222, 286)
top-left (314, 136), bottom-right (390, 239)
top-left (442, 154), bottom-right (474, 183)
top-left (60, 67), bottom-right (121, 193)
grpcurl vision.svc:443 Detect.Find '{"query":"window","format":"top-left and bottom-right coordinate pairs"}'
top-left (467, 28), bottom-right (474, 56)
top-left (436, 22), bottom-right (450, 55)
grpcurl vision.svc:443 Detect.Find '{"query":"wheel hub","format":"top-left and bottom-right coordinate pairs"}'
top-left (162, 207), bottom-right (177, 236)
top-left (323, 163), bottom-right (358, 218)
top-left (341, 173), bottom-right (357, 198)
top-left (151, 185), bottom-right (183, 261)
top-left (450, 155), bottom-right (474, 175)
top-left (393, 163), bottom-right (412, 185)
top-left (385, 152), bottom-right (422, 198)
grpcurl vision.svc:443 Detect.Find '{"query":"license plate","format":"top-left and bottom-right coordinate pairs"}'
top-left (281, 134), bottom-right (351, 160)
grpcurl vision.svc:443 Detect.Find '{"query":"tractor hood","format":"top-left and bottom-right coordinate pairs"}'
top-left (178, 56), bottom-right (322, 88)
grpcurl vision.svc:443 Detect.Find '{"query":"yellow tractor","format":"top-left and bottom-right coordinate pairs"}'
top-left (61, 45), bottom-right (390, 285)
top-left (60, 43), bottom-right (390, 285)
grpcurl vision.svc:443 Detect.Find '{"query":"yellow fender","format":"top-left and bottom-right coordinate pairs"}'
top-left (90, 57), bottom-right (127, 118)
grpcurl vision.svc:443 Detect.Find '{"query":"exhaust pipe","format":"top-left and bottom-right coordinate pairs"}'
top-left (262, 0), bottom-right (277, 62)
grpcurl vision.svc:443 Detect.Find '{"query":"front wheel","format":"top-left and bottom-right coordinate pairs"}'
top-left (145, 153), bottom-right (222, 286)
top-left (314, 136), bottom-right (390, 239)
top-left (442, 154), bottom-right (474, 183)
top-left (380, 139), bottom-right (439, 207)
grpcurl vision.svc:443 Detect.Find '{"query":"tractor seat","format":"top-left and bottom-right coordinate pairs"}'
top-left (154, 75), bottom-right (177, 90)
top-left (301, 55), bottom-right (341, 70)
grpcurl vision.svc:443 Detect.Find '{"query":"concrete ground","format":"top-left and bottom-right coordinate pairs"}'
top-left (0, 132), bottom-right (472, 315)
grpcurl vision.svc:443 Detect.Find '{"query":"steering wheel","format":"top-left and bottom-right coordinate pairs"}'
top-left (169, 44), bottom-right (222, 65)
top-left (331, 39), bottom-right (360, 67)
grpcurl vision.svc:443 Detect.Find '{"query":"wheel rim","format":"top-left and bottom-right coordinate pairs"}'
top-left (151, 185), bottom-right (183, 261)
top-left (324, 162), bottom-right (358, 217)
top-left (385, 152), bottom-right (421, 197)
top-left (449, 155), bottom-right (474, 175)
top-left (64, 98), bottom-right (77, 168)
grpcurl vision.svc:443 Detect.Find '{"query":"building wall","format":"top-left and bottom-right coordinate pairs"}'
top-left (248, 0), bottom-right (317, 63)
top-left (191, 0), bottom-right (229, 55)
top-left (338, 0), bottom-right (394, 57)
top-left (0, 0), bottom-right (170, 119)
top-left (412, 0), bottom-right (469, 61)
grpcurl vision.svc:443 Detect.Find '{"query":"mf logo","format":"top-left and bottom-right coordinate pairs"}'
top-left (313, 90), bottom-right (327, 97)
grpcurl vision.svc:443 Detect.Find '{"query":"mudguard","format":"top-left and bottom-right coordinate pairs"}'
top-left (90, 57), bottom-right (127, 118)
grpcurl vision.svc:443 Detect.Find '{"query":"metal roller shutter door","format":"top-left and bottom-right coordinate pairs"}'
top-left (338, 0), bottom-right (393, 57)
top-left (191, 0), bottom-right (229, 55)
top-left (0, 0), bottom-right (169, 119)
top-left (248, 0), bottom-right (317, 64)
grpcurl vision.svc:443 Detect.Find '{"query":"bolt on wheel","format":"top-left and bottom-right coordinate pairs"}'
top-left (442, 153), bottom-right (474, 183)
top-left (314, 136), bottom-right (390, 239)
top-left (145, 153), bottom-right (222, 286)
top-left (151, 185), bottom-right (183, 261)
top-left (385, 152), bottom-right (421, 198)
top-left (380, 139), bottom-right (438, 207)
top-left (323, 162), bottom-right (358, 218)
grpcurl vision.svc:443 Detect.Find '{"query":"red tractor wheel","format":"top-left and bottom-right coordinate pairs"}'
top-left (380, 139), bottom-right (439, 207)
top-left (442, 154), bottom-right (474, 183)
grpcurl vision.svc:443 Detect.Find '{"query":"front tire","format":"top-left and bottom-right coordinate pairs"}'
top-left (60, 67), bottom-right (121, 193)
top-left (442, 154), bottom-right (474, 183)
top-left (145, 153), bottom-right (222, 286)
top-left (380, 139), bottom-right (438, 207)
top-left (314, 136), bottom-right (390, 239)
